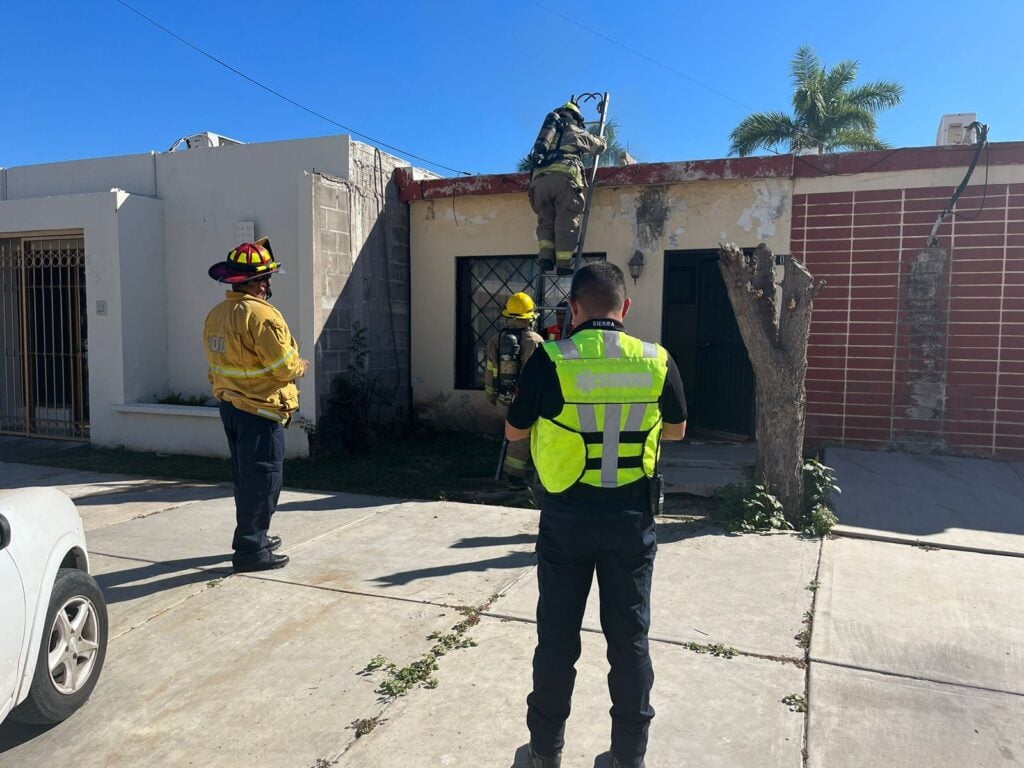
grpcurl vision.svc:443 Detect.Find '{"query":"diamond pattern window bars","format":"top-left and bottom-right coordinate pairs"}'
top-left (455, 253), bottom-right (604, 389)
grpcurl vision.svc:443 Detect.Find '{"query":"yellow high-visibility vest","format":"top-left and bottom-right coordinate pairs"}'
top-left (532, 329), bottom-right (668, 493)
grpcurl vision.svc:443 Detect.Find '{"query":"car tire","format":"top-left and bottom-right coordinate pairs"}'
top-left (9, 568), bottom-right (108, 725)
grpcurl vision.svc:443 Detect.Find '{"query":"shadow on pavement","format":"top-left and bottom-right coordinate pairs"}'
top-left (373, 551), bottom-right (537, 587)
top-left (275, 494), bottom-right (397, 512)
top-left (453, 534), bottom-right (537, 548)
top-left (72, 484), bottom-right (227, 507)
top-left (827, 448), bottom-right (1024, 540)
top-left (656, 519), bottom-right (731, 544)
top-left (95, 554), bottom-right (232, 603)
top-left (0, 720), bottom-right (55, 751)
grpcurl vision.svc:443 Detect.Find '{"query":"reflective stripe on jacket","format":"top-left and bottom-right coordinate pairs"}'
top-left (204, 291), bottom-right (305, 422)
top-left (532, 124), bottom-right (607, 188)
top-left (531, 329), bottom-right (668, 493)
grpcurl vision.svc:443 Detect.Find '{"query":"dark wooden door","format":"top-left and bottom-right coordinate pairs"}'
top-left (694, 256), bottom-right (754, 436)
top-left (662, 252), bottom-right (753, 438)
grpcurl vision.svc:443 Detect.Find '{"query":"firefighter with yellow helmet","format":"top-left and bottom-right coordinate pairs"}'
top-left (527, 101), bottom-right (607, 274)
top-left (204, 238), bottom-right (308, 573)
top-left (485, 292), bottom-right (544, 487)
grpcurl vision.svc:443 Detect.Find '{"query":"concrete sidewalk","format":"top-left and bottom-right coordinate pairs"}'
top-left (3, 448), bottom-right (1024, 767)
top-left (0, 461), bottom-right (810, 767)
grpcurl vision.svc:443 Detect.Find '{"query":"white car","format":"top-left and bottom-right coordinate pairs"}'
top-left (1, 487), bottom-right (108, 725)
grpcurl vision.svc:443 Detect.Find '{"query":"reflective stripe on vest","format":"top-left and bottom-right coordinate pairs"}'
top-left (532, 329), bottom-right (668, 493)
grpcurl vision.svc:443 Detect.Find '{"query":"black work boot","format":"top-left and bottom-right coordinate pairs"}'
top-left (538, 256), bottom-right (555, 273)
top-left (611, 756), bottom-right (644, 768)
top-left (267, 535), bottom-right (282, 551)
top-left (233, 553), bottom-right (289, 573)
top-left (529, 745), bottom-right (561, 768)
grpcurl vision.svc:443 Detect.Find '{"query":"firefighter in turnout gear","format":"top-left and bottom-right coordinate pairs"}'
top-left (505, 263), bottom-right (687, 768)
top-left (528, 101), bottom-right (607, 274)
top-left (485, 292), bottom-right (544, 487)
top-left (545, 301), bottom-right (570, 341)
top-left (205, 238), bottom-right (309, 573)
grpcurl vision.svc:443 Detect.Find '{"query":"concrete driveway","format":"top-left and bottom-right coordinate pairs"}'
top-left (2, 447), bottom-right (1023, 767)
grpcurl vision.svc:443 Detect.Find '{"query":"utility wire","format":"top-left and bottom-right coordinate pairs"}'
top-left (523, 0), bottom-right (753, 113)
top-left (523, 0), bottom-right (838, 156)
top-left (113, 0), bottom-right (471, 176)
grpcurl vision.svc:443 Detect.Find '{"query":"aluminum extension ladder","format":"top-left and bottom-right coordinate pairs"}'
top-left (495, 92), bottom-right (611, 482)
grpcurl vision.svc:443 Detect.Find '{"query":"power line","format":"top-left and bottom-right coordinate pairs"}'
top-left (112, 0), bottom-right (471, 176)
top-left (523, 0), bottom-right (836, 155)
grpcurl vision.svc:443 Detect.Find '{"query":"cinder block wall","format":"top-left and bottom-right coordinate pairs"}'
top-left (311, 143), bottom-right (412, 419)
top-left (794, 183), bottom-right (1024, 459)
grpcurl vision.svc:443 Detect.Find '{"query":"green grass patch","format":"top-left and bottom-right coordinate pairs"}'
top-left (28, 432), bottom-right (507, 502)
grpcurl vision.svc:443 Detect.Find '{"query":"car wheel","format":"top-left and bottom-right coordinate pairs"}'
top-left (9, 568), bottom-right (108, 725)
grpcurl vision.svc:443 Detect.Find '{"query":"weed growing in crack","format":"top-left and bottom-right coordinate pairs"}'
top-left (782, 693), bottom-right (807, 713)
top-left (350, 716), bottom-right (385, 738)
top-left (361, 597), bottom-right (498, 700)
top-left (806, 579), bottom-right (820, 592)
top-left (795, 610), bottom-right (813, 650)
top-left (682, 642), bottom-right (738, 659)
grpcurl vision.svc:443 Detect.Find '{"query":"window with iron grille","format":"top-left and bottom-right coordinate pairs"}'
top-left (455, 254), bottom-right (605, 389)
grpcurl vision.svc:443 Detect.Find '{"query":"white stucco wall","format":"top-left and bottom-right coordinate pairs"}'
top-left (2, 134), bottom-right (355, 457)
top-left (0, 190), bottom-right (138, 447)
top-left (115, 194), bottom-right (167, 406)
top-left (409, 177), bottom-right (793, 428)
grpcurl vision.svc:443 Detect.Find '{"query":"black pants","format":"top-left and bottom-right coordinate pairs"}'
top-left (219, 401), bottom-right (284, 564)
top-left (527, 495), bottom-right (657, 767)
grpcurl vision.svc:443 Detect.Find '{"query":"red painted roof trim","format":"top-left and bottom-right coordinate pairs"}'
top-left (793, 141), bottom-right (1024, 177)
top-left (395, 142), bottom-right (1024, 202)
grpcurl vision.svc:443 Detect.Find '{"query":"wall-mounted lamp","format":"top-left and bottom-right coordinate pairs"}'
top-left (628, 250), bottom-right (645, 284)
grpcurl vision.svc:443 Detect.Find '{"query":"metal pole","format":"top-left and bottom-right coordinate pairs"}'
top-left (494, 434), bottom-right (509, 482)
top-left (563, 92), bottom-right (609, 338)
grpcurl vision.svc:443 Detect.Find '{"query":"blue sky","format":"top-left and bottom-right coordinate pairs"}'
top-left (3, 0), bottom-right (1022, 176)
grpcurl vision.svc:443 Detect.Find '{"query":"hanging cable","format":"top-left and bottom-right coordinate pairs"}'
top-left (927, 122), bottom-right (990, 247)
top-left (522, 0), bottom-right (834, 155)
top-left (112, 0), bottom-right (472, 176)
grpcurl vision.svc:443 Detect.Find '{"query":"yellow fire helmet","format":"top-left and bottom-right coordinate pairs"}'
top-left (503, 292), bottom-right (537, 320)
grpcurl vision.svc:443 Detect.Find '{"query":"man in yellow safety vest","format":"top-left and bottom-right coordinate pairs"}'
top-left (505, 262), bottom-right (686, 768)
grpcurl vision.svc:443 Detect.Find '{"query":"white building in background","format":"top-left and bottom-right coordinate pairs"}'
top-left (0, 134), bottom-right (426, 457)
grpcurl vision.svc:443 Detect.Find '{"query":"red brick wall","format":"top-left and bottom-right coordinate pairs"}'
top-left (793, 183), bottom-right (1024, 459)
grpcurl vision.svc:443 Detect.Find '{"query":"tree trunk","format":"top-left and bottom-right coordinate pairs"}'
top-left (717, 243), bottom-right (823, 523)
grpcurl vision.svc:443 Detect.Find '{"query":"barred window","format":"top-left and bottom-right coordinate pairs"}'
top-left (454, 254), bottom-right (604, 389)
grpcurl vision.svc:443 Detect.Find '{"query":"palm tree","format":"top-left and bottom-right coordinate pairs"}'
top-left (517, 118), bottom-right (629, 172)
top-left (729, 46), bottom-right (904, 157)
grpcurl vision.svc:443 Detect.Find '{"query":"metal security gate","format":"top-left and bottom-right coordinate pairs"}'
top-left (0, 236), bottom-right (89, 439)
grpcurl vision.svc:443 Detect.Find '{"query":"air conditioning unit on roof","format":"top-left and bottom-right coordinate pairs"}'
top-left (936, 114), bottom-right (978, 146)
top-left (166, 132), bottom-right (245, 152)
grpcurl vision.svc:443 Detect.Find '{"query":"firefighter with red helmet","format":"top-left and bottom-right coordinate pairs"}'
top-left (204, 238), bottom-right (308, 572)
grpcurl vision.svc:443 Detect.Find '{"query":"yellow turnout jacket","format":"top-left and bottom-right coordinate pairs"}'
top-left (203, 291), bottom-right (305, 423)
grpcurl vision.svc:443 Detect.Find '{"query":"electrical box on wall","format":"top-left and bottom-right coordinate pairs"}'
top-left (234, 221), bottom-right (255, 244)
top-left (936, 113), bottom-right (978, 146)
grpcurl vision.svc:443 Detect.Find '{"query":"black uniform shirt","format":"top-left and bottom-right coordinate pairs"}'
top-left (507, 318), bottom-right (687, 508)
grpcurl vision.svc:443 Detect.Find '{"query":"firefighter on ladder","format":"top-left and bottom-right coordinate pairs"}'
top-left (485, 292), bottom-right (544, 488)
top-left (528, 101), bottom-right (607, 275)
